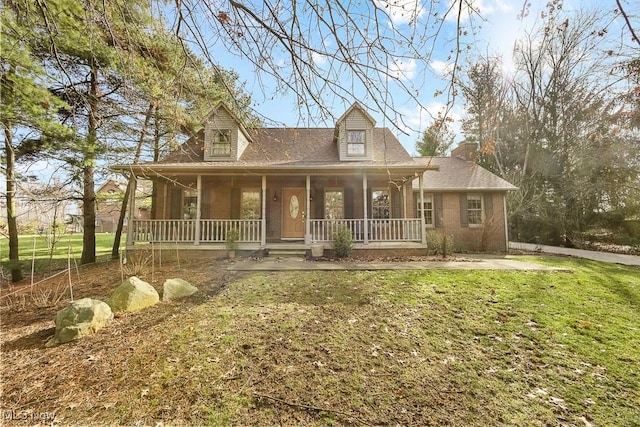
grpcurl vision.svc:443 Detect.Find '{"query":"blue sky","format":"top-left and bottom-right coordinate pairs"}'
top-left (180, 0), bottom-right (547, 155)
top-left (186, 0), bottom-right (636, 155)
top-left (11, 0), bottom-right (638, 186)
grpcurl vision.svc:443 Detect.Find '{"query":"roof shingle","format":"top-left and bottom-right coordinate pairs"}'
top-left (159, 127), bottom-right (415, 167)
top-left (413, 157), bottom-right (517, 191)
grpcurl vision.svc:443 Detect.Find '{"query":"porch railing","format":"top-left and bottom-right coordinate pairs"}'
top-left (130, 219), bottom-right (261, 243)
top-left (130, 218), bottom-right (422, 244)
top-left (309, 218), bottom-right (422, 242)
top-left (310, 219), bottom-right (365, 242)
top-left (131, 219), bottom-right (196, 242)
top-left (369, 219), bottom-right (421, 241)
top-left (200, 219), bottom-right (261, 243)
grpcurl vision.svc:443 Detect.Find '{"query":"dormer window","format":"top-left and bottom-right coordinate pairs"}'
top-left (347, 130), bottom-right (366, 156)
top-left (211, 130), bottom-right (231, 156)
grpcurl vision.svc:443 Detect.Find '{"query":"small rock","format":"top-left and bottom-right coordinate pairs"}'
top-left (52, 298), bottom-right (113, 344)
top-left (162, 278), bottom-right (198, 301)
top-left (108, 276), bottom-right (159, 313)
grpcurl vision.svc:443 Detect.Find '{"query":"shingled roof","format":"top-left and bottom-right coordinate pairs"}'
top-left (154, 127), bottom-right (417, 169)
top-left (413, 157), bottom-right (518, 191)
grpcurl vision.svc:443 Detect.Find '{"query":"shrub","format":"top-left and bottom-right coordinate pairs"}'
top-left (225, 229), bottom-right (239, 251)
top-left (332, 225), bottom-right (354, 258)
top-left (425, 230), bottom-right (454, 257)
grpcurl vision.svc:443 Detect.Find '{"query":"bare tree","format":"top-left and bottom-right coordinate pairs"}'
top-left (169, 0), bottom-right (482, 129)
top-left (461, 4), bottom-right (640, 245)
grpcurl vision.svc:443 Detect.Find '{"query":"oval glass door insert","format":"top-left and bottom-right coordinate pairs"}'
top-left (289, 195), bottom-right (300, 219)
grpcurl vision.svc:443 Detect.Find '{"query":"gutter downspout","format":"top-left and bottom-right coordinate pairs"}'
top-left (503, 193), bottom-right (509, 251)
top-left (419, 174), bottom-right (426, 245)
top-left (195, 175), bottom-right (202, 245)
top-left (305, 175), bottom-right (311, 245)
top-left (363, 174), bottom-right (369, 245)
top-left (261, 175), bottom-right (266, 247)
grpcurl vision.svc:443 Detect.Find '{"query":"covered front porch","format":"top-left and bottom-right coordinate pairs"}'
top-left (124, 167), bottom-right (430, 251)
top-left (128, 217), bottom-right (424, 246)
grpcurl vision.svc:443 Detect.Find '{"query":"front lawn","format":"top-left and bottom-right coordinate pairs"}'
top-left (1, 257), bottom-right (638, 425)
top-left (0, 233), bottom-right (124, 278)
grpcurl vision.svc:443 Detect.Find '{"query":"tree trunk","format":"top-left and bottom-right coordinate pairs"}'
top-left (150, 105), bottom-right (160, 219)
top-left (112, 103), bottom-right (154, 258)
top-left (81, 58), bottom-right (98, 264)
top-left (112, 179), bottom-right (132, 258)
top-left (4, 127), bottom-right (23, 283)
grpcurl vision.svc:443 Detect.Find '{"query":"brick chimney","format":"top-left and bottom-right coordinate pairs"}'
top-left (451, 142), bottom-right (477, 162)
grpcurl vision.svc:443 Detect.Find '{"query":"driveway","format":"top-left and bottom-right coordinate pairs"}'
top-left (509, 242), bottom-right (640, 267)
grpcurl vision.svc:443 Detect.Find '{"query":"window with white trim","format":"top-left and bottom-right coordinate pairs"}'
top-left (372, 189), bottom-right (390, 219)
top-left (347, 130), bottom-right (366, 156)
top-left (324, 189), bottom-right (344, 219)
top-left (241, 189), bottom-right (261, 219)
top-left (467, 194), bottom-right (483, 226)
top-left (211, 130), bottom-right (231, 156)
top-left (183, 190), bottom-right (197, 219)
top-left (416, 194), bottom-right (434, 226)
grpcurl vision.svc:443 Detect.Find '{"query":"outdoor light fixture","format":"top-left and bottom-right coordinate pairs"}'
top-left (273, 191), bottom-right (278, 202)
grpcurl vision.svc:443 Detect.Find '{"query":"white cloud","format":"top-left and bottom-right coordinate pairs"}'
top-left (311, 51), bottom-right (328, 66)
top-left (389, 58), bottom-right (417, 80)
top-left (430, 59), bottom-right (453, 76)
top-left (444, 0), bottom-right (514, 23)
top-left (375, 0), bottom-right (426, 26)
top-left (479, 1), bottom-right (540, 75)
top-left (397, 102), bottom-right (464, 154)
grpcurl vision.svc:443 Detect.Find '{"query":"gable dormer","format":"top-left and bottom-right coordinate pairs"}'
top-left (335, 102), bottom-right (376, 161)
top-left (203, 103), bottom-right (252, 161)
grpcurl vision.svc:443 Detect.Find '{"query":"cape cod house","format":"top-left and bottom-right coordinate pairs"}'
top-left (112, 102), bottom-right (516, 257)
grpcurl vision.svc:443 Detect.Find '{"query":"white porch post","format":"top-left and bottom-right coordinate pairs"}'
top-left (261, 175), bottom-right (267, 246)
top-left (195, 175), bottom-right (202, 245)
top-left (162, 183), bottom-right (167, 219)
top-left (402, 182), bottom-right (407, 219)
top-left (305, 174), bottom-right (311, 244)
top-left (126, 175), bottom-right (137, 246)
top-left (419, 174), bottom-right (426, 245)
top-left (363, 173), bottom-right (369, 245)
top-left (402, 181), bottom-right (408, 240)
top-left (503, 193), bottom-right (509, 251)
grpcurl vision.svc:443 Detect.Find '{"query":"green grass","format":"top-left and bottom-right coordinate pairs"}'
top-left (0, 232), bottom-right (125, 275)
top-left (94, 257), bottom-right (639, 426)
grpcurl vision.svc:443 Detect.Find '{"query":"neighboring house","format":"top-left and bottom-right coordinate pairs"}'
top-left (112, 102), bottom-right (516, 255)
top-left (95, 180), bottom-right (125, 233)
top-left (93, 180), bottom-right (151, 233)
top-left (414, 143), bottom-right (518, 252)
top-left (0, 178), bottom-right (74, 233)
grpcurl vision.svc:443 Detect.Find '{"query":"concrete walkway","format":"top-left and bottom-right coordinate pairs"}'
top-left (509, 242), bottom-right (640, 267)
top-left (228, 256), bottom-right (569, 272)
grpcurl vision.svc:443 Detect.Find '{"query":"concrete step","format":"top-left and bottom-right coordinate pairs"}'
top-left (267, 249), bottom-right (307, 258)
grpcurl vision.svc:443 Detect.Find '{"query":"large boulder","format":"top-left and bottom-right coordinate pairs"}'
top-left (162, 278), bottom-right (198, 301)
top-left (53, 298), bottom-right (113, 344)
top-left (108, 276), bottom-right (159, 313)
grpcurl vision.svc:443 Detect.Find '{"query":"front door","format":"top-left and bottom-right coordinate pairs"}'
top-left (282, 188), bottom-right (306, 239)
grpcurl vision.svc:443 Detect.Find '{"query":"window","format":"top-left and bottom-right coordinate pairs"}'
top-left (467, 194), bottom-right (483, 226)
top-left (241, 189), bottom-right (261, 219)
top-left (324, 189), bottom-right (344, 219)
top-left (347, 130), bottom-right (366, 156)
top-left (416, 194), bottom-right (434, 226)
top-left (372, 189), bottom-right (390, 219)
top-left (211, 130), bottom-right (231, 156)
top-left (183, 190), bottom-right (197, 219)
